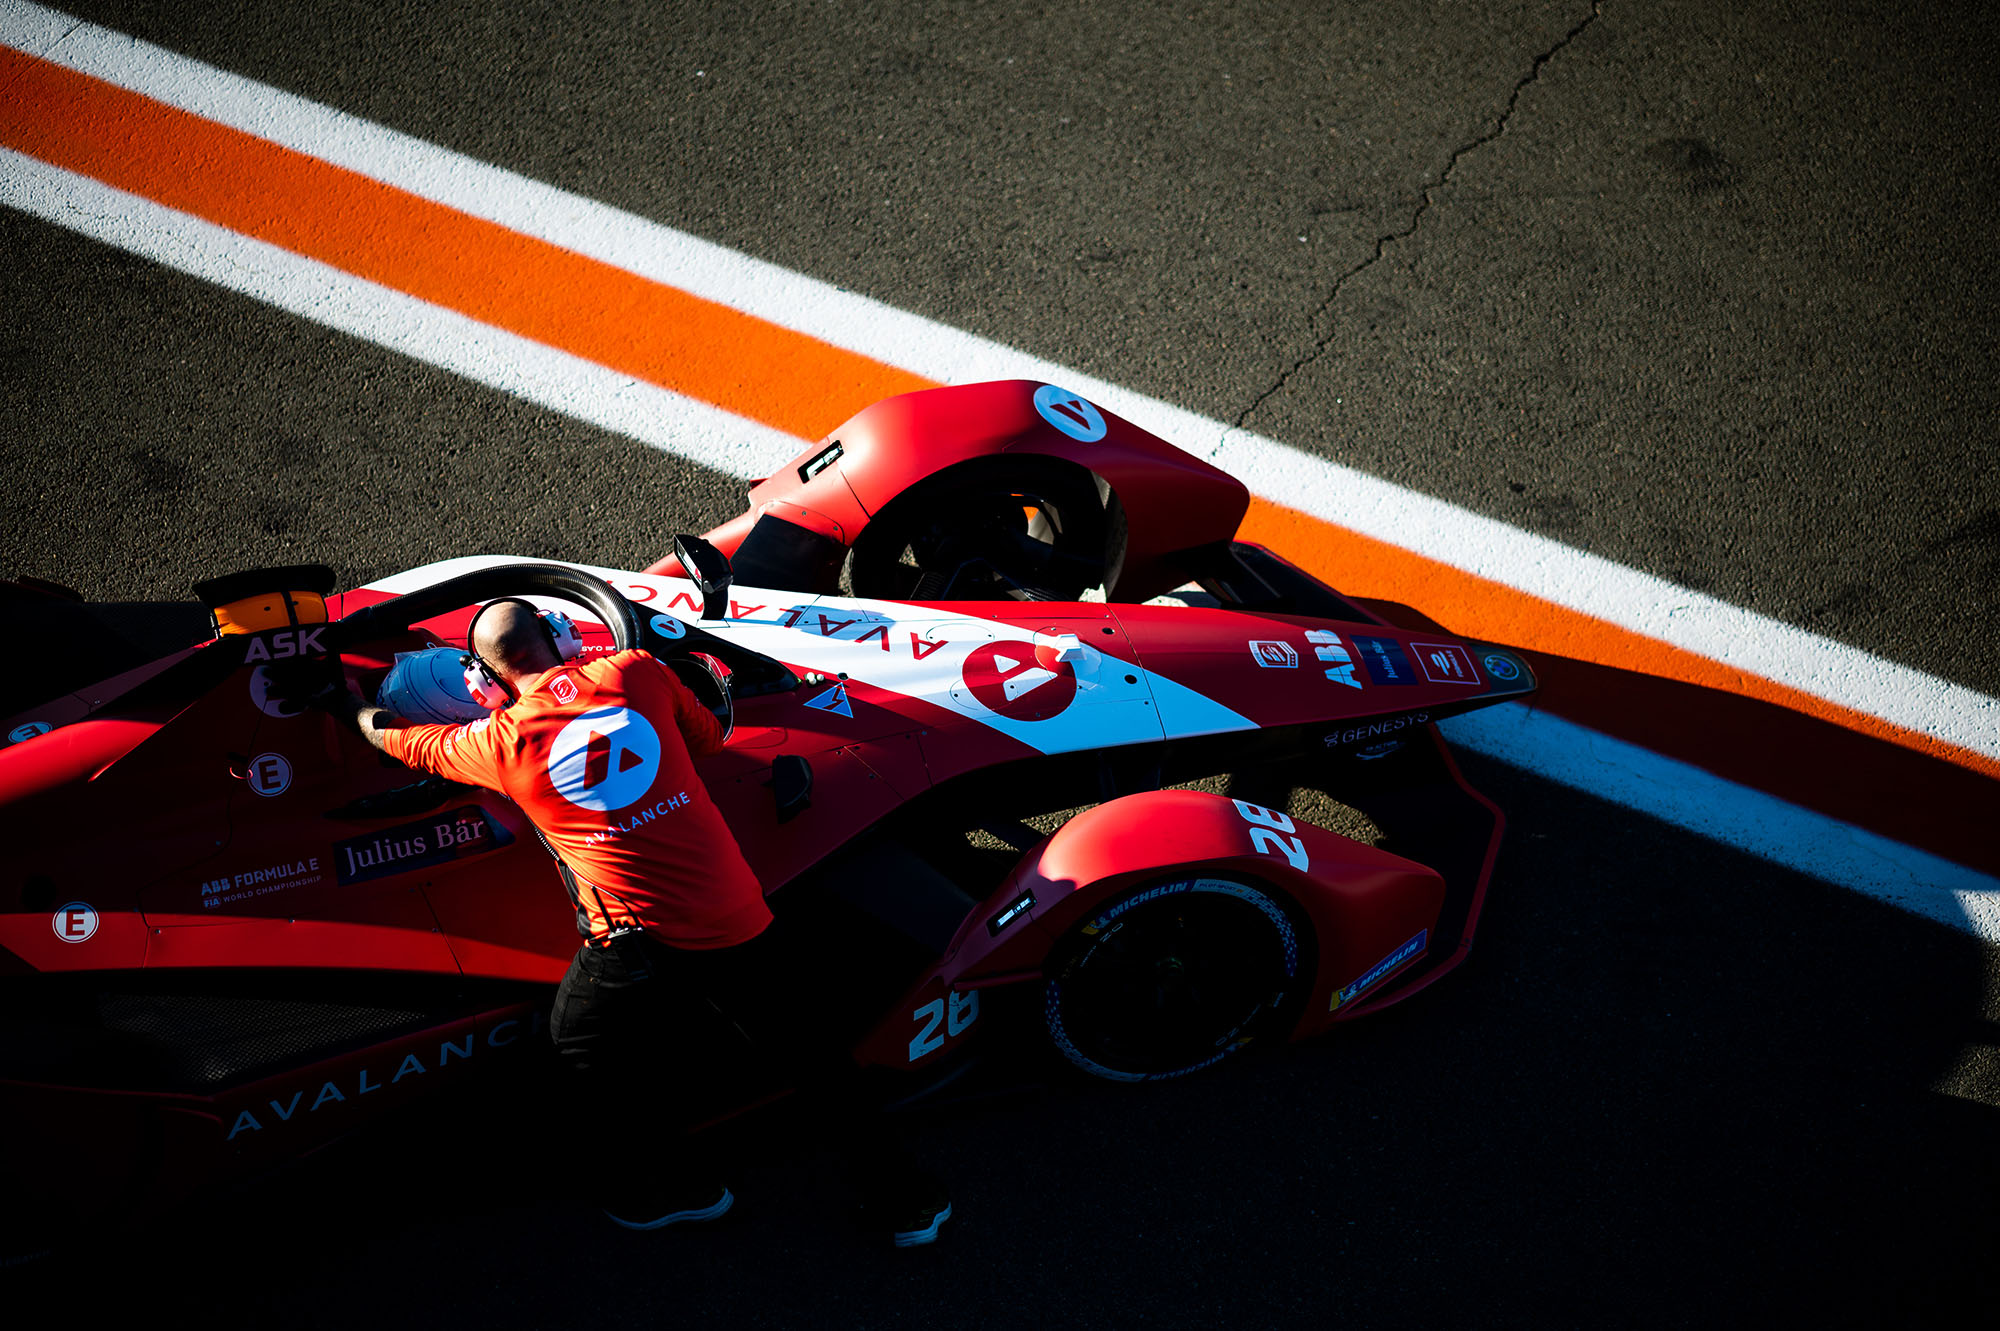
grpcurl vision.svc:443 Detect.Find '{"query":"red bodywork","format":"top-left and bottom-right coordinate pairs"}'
top-left (0, 381), bottom-right (1532, 1223)
top-left (648, 380), bottom-right (1248, 602)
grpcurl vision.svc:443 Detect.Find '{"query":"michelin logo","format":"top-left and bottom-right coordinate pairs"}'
top-left (1329, 929), bottom-right (1427, 1011)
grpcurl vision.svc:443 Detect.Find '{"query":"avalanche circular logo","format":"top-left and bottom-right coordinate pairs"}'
top-left (958, 640), bottom-right (1078, 723)
top-left (1033, 384), bottom-right (1107, 442)
top-left (546, 706), bottom-right (662, 811)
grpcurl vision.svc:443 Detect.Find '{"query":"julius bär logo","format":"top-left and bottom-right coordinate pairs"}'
top-left (959, 640), bottom-right (1078, 723)
top-left (547, 706), bottom-right (661, 811)
top-left (335, 807), bottom-right (511, 884)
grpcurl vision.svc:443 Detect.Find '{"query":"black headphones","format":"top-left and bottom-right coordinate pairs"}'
top-left (461, 598), bottom-right (584, 709)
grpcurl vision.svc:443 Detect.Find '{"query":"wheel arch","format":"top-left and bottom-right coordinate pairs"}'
top-left (667, 382), bottom-right (1247, 600)
top-left (941, 790), bottom-right (1451, 1041)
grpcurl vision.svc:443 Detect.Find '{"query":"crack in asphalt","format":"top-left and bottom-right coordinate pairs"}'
top-left (0, 20), bottom-right (85, 100)
top-left (1230, 1), bottom-right (1604, 434)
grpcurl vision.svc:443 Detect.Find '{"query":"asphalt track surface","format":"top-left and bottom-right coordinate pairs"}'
top-left (3, 1), bottom-right (1998, 1326)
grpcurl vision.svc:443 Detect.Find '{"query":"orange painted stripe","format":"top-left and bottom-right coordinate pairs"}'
top-left (0, 47), bottom-right (931, 439)
top-left (1242, 499), bottom-right (1998, 782)
top-left (4, 42), bottom-right (1994, 871)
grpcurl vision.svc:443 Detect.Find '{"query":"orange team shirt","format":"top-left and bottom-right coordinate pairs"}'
top-left (379, 648), bottom-right (772, 949)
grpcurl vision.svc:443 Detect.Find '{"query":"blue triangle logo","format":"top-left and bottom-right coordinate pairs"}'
top-left (804, 682), bottom-right (853, 718)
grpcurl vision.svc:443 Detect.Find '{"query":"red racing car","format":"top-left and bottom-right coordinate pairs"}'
top-left (0, 380), bottom-right (1534, 1230)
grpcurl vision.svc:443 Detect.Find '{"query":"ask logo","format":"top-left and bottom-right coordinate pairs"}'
top-left (242, 627), bottom-right (327, 662)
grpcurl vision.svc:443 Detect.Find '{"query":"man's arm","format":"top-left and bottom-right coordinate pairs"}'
top-left (322, 690), bottom-right (401, 754)
top-left (325, 689), bottom-right (509, 789)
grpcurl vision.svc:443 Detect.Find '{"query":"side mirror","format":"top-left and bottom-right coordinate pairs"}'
top-left (767, 754), bottom-right (813, 825)
top-left (672, 534), bottom-right (733, 621)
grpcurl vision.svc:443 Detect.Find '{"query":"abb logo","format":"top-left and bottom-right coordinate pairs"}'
top-left (1306, 630), bottom-right (1363, 690)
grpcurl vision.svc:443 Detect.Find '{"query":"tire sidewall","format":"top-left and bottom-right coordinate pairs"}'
top-left (1043, 875), bottom-right (1304, 1084)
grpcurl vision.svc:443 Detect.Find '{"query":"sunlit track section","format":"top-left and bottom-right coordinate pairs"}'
top-left (1, 2), bottom-right (1991, 780)
top-left (1, 1), bottom-right (1994, 936)
top-left (0, 149), bottom-right (805, 477)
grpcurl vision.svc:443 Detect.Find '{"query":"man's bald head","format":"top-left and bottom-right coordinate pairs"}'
top-left (471, 601), bottom-right (562, 684)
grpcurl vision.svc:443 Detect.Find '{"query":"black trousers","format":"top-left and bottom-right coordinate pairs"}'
top-left (548, 919), bottom-right (908, 1200)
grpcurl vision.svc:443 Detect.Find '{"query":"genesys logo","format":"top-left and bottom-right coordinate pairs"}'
top-left (1249, 640), bottom-right (1298, 669)
top-left (1322, 711), bottom-right (1431, 749)
top-left (334, 806), bottom-right (514, 885)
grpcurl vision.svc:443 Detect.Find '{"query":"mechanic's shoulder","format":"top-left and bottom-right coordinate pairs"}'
top-left (601, 646), bottom-right (663, 672)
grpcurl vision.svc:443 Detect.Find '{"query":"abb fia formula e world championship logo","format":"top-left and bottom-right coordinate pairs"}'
top-left (956, 639), bottom-right (1079, 722)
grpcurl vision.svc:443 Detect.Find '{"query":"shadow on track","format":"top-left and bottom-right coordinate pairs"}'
top-left (10, 762), bottom-right (1992, 1329)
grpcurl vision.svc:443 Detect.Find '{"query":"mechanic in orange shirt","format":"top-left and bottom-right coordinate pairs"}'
top-left (323, 599), bottom-right (951, 1246)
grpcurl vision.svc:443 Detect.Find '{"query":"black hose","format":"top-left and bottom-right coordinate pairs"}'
top-left (332, 563), bottom-right (642, 651)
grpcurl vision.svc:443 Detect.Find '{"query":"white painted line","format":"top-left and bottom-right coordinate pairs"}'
top-left (0, 148), bottom-right (800, 480)
top-left (5, 0), bottom-right (1992, 767)
top-left (3, 4), bottom-right (1996, 938)
top-left (1439, 706), bottom-right (2000, 941)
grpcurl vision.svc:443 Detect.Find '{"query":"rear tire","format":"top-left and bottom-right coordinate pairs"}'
top-left (1044, 876), bottom-right (1304, 1083)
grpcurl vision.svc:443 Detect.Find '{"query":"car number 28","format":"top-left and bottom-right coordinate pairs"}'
top-left (1233, 799), bottom-right (1309, 870)
top-left (908, 990), bottom-right (980, 1061)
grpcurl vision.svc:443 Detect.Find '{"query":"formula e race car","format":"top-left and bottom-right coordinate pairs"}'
top-left (0, 380), bottom-right (1535, 1228)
